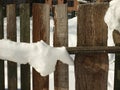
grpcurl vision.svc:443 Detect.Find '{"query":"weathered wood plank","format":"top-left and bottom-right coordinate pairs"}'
top-left (57, 0), bottom-right (64, 4)
top-left (7, 4), bottom-right (16, 40)
top-left (45, 0), bottom-right (52, 6)
top-left (20, 3), bottom-right (30, 90)
top-left (0, 6), bottom-right (3, 39)
top-left (6, 4), bottom-right (17, 90)
top-left (113, 30), bottom-right (120, 45)
top-left (53, 4), bottom-right (69, 90)
top-left (113, 30), bottom-right (120, 90)
top-left (75, 3), bottom-right (108, 90)
top-left (67, 46), bottom-right (120, 54)
top-left (0, 5), bottom-right (4, 90)
top-left (32, 3), bottom-right (50, 90)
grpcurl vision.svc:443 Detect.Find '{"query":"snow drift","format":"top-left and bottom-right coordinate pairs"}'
top-left (0, 39), bottom-right (73, 76)
top-left (104, 0), bottom-right (120, 62)
top-left (104, 0), bottom-right (120, 33)
top-left (104, 0), bottom-right (120, 89)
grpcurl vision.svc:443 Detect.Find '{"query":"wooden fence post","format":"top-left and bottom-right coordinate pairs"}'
top-left (75, 3), bottom-right (108, 90)
top-left (57, 0), bottom-right (64, 4)
top-left (20, 3), bottom-right (30, 90)
top-left (6, 4), bottom-right (17, 90)
top-left (0, 5), bottom-right (4, 90)
top-left (113, 30), bottom-right (120, 90)
top-left (45, 0), bottom-right (52, 6)
top-left (53, 4), bottom-right (69, 90)
top-left (32, 3), bottom-right (50, 90)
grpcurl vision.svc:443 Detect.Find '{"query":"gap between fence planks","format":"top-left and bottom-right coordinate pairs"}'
top-left (0, 5), bottom-right (4, 90)
top-left (7, 4), bottom-right (17, 90)
top-left (75, 3), bottom-right (108, 90)
top-left (20, 3), bottom-right (30, 90)
top-left (53, 4), bottom-right (69, 90)
top-left (32, 3), bottom-right (50, 90)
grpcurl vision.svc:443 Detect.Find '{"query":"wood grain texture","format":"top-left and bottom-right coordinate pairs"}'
top-left (67, 46), bottom-right (120, 54)
top-left (6, 4), bottom-right (17, 90)
top-left (113, 30), bottom-right (120, 90)
top-left (0, 5), bottom-right (4, 90)
top-left (32, 3), bottom-right (50, 90)
top-left (113, 30), bottom-right (120, 45)
top-left (20, 3), bottom-right (30, 90)
top-left (75, 3), bottom-right (108, 90)
top-left (53, 4), bottom-right (69, 90)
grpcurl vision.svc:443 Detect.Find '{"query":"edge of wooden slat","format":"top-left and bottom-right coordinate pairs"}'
top-left (20, 3), bottom-right (30, 90)
top-left (0, 4), bottom-right (4, 90)
top-left (6, 4), bottom-right (17, 90)
top-left (32, 3), bottom-right (50, 90)
top-left (53, 4), bottom-right (69, 90)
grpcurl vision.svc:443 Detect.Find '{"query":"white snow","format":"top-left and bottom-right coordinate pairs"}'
top-left (68, 17), bottom-right (77, 47)
top-left (0, 39), bottom-right (73, 76)
top-left (102, 0), bottom-right (120, 89)
top-left (104, 0), bottom-right (120, 33)
top-left (77, 0), bottom-right (88, 3)
top-left (2, 1), bottom-right (119, 88)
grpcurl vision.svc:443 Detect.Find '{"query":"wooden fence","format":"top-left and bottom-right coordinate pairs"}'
top-left (1, 0), bottom-right (78, 12)
top-left (0, 2), bottom-right (120, 90)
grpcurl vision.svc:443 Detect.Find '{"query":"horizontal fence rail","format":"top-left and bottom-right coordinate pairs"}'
top-left (67, 46), bottom-right (120, 54)
top-left (0, 1), bottom-right (119, 90)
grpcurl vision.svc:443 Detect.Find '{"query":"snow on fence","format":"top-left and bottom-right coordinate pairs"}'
top-left (0, 2), bottom-right (120, 90)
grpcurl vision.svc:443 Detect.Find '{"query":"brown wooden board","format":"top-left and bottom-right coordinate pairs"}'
top-left (0, 5), bottom-right (4, 90)
top-left (67, 46), bottom-right (120, 54)
top-left (32, 3), bottom-right (50, 90)
top-left (20, 3), bottom-right (30, 90)
top-left (53, 4), bottom-right (69, 90)
top-left (6, 4), bottom-right (17, 90)
top-left (57, 0), bottom-right (64, 4)
top-left (113, 30), bottom-right (120, 90)
top-left (75, 3), bottom-right (108, 90)
top-left (45, 0), bottom-right (52, 6)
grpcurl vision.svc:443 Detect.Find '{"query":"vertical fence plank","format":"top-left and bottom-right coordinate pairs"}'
top-left (57, 0), bottom-right (64, 4)
top-left (45, 0), bottom-right (52, 6)
top-left (0, 5), bottom-right (4, 90)
top-left (75, 3), bottom-right (108, 90)
top-left (0, 5), bottom-right (4, 38)
top-left (53, 4), bottom-right (69, 90)
top-left (113, 30), bottom-right (120, 90)
top-left (20, 3), bottom-right (30, 90)
top-left (32, 3), bottom-right (50, 90)
top-left (7, 4), bottom-right (17, 90)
